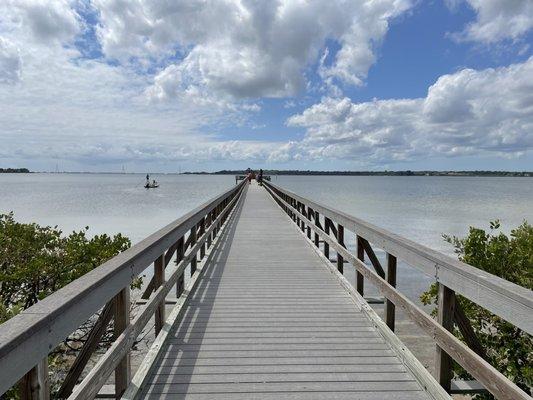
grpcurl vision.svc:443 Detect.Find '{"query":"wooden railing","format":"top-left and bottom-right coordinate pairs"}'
top-left (0, 181), bottom-right (247, 399)
top-left (263, 181), bottom-right (532, 400)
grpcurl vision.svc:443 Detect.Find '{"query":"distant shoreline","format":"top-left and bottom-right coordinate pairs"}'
top-left (0, 168), bottom-right (31, 173)
top-left (185, 170), bottom-right (532, 177)
top-left (1, 169), bottom-right (531, 177)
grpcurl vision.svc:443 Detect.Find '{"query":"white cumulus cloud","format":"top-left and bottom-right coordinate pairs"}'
top-left (93, 0), bottom-right (413, 102)
top-left (287, 58), bottom-right (533, 163)
top-left (450, 0), bottom-right (533, 43)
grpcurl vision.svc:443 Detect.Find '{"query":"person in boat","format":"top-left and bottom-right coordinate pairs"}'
top-left (146, 174), bottom-right (150, 186)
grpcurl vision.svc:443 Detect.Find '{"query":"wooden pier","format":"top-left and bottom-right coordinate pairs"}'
top-left (0, 181), bottom-right (531, 400)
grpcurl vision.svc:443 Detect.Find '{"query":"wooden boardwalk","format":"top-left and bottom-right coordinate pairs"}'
top-left (139, 184), bottom-right (433, 399)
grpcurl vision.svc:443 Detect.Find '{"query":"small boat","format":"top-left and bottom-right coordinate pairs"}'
top-left (145, 182), bottom-right (159, 189)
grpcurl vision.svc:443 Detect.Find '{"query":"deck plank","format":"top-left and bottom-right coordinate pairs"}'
top-left (139, 183), bottom-right (432, 399)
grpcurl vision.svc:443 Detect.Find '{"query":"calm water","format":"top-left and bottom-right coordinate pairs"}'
top-left (0, 173), bottom-right (235, 243)
top-left (1, 173), bottom-right (531, 302)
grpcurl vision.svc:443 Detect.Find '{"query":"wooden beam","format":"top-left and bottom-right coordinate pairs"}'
top-left (175, 237), bottom-right (185, 298)
top-left (57, 302), bottom-right (114, 398)
top-left (313, 211), bottom-right (320, 247)
top-left (264, 181), bottom-right (533, 336)
top-left (385, 253), bottom-right (397, 331)
top-left (436, 283), bottom-right (455, 392)
top-left (360, 238), bottom-right (386, 278)
top-left (19, 358), bottom-right (49, 400)
top-left (154, 255), bottom-right (165, 336)
top-left (113, 288), bottom-right (130, 399)
top-left (66, 185), bottom-right (246, 400)
top-left (122, 184), bottom-right (245, 400)
top-left (264, 183), bottom-right (531, 400)
top-left (190, 225), bottom-right (197, 275)
top-left (356, 235), bottom-right (365, 296)
top-left (324, 217), bottom-right (330, 259)
top-left (140, 243), bottom-right (177, 300)
top-left (337, 224), bottom-right (344, 274)
top-left (454, 299), bottom-right (487, 360)
top-left (199, 217), bottom-right (206, 259)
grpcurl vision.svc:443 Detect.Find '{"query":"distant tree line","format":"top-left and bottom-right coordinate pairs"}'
top-left (183, 169), bottom-right (532, 177)
top-left (0, 168), bottom-right (30, 173)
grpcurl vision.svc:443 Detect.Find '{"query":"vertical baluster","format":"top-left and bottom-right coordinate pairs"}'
top-left (154, 254), bottom-right (165, 335)
top-left (176, 237), bottom-right (185, 297)
top-left (213, 205), bottom-right (219, 238)
top-left (190, 225), bottom-right (197, 275)
top-left (436, 283), bottom-right (455, 392)
top-left (306, 207), bottom-right (312, 239)
top-left (337, 224), bottom-right (344, 274)
top-left (199, 217), bottom-right (206, 259)
top-left (290, 197), bottom-right (296, 221)
top-left (296, 201), bottom-right (305, 232)
top-left (114, 287), bottom-right (131, 398)
top-left (19, 358), bottom-right (49, 400)
top-left (356, 235), bottom-right (365, 295)
top-left (207, 212), bottom-right (213, 249)
top-left (313, 210), bottom-right (320, 247)
top-left (324, 217), bottom-right (330, 259)
top-left (385, 253), bottom-right (397, 331)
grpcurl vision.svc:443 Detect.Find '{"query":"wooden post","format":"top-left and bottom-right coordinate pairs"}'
top-left (190, 226), bottom-right (197, 275)
top-left (19, 358), bottom-right (49, 400)
top-left (306, 207), bottom-right (312, 239)
top-left (324, 217), bottom-right (330, 259)
top-left (337, 224), bottom-right (344, 274)
top-left (154, 254), bottom-right (165, 335)
top-left (176, 237), bottom-right (185, 297)
top-left (385, 253), bottom-right (397, 331)
top-left (436, 283), bottom-right (455, 392)
top-left (313, 211), bottom-right (320, 247)
top-left (206, 213), bottom-right (212, 249)
top-left (113, 287), bottom-right (130, 398)
top-left (199, 217), bottom-right (206, 259)
top-left (356, 235), bottom-right (365, 295)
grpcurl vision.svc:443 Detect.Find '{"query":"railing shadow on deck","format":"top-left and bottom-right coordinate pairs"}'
top-left (146, 194), bottom-right (244, 397)
top-left (263, 180), bottom-right (532, 400)
top-left (0, 181), bottom-right (247, 400)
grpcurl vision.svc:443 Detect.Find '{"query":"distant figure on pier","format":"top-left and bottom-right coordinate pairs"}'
top-left (258, 169), bottom-right (263, 185)
top-left (246, 168), bottom-right (253, 184)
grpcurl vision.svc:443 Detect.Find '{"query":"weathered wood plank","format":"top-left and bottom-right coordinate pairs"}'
top-left (113, 287), bottom-right (131, 398)
top-left (154, 255), bottom-right (165, 336)
top-left (266, 187), bottom-right (528, 400)
top-left (57, 301), bottom-right (114, 398)
top-left (385, 253), bottom-right (397, 331)
top-left (134, 184), bottom-right (437, 400)
top-left (265, 181), bottom-right (533, 336)
top-left (19, 358), bottom-right (49, 400)
top-left (436, 283), bottom-right (455, 392)
top-left (0, 183), bottom-right (245, 396)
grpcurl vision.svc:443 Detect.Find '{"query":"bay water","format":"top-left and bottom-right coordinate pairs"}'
top-left (1, 173), bottom-right (531, 303)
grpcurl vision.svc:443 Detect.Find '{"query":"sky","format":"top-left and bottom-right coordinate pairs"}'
top-left (0, 0), bottom-right (532, 172)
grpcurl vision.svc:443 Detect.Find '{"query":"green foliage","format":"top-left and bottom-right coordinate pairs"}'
top-left (421, 220), bottom-right (533, 398)
top-left (0, 213), bottom-right (137, 398)
top-left (0, 213), bottom-right (131, 320)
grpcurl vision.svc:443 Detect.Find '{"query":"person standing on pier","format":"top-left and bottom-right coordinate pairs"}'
top-left (258, 169), bottom-right (263, 186)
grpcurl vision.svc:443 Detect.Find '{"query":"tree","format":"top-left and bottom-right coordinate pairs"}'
top-left (0, 213), bottom-right (138, 397)
top-left (421, 221), bottom-right (533, 398)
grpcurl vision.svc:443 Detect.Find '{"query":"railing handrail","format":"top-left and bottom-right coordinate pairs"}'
top-left (264, 181), bottom-right (533, 335)
top-left (0, 181), bottom-right (246, 395)
top-left (264, 181), bottom-right (531, 399)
